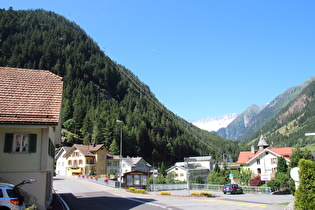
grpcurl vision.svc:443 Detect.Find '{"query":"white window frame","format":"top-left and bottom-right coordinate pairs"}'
top-left (13, 134), bottom-right (29, 153)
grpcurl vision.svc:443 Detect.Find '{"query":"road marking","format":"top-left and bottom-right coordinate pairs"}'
top-left (192, 198), bottom-right (267, 208)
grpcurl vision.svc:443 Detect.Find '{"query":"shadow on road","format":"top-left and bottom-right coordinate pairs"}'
top-left (59, 193), bottom-right (158, 210)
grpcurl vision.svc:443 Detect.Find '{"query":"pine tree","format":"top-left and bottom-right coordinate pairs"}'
top-left (109, 139), bottom-right (119, 155)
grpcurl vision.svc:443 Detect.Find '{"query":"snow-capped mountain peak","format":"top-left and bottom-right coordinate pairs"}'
top-left (191, 113), bottom-right (239, 132)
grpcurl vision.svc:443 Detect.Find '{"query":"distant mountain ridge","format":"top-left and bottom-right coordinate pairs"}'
top-left (214, 77), bottom-right (315, 141)
top-left (245, 79), bottom-right (315, 148)
top-left (191, 113), bottom-right (238, 132)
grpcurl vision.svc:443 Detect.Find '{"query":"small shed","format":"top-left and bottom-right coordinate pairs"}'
top-left (123, 171), bottom-right (148, 189)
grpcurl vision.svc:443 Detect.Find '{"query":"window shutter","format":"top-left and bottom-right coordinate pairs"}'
top-left (29, 134), bottom-right (37, 153)
top-left (4, 133), bottom-right (13, 153)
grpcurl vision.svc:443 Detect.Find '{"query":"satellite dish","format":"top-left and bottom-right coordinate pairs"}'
top-left (290, 167), bottom-right (299, 181)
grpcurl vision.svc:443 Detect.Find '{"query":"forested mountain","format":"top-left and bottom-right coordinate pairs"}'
top-left (0, 8), bottom-right (242, 165)
top-left (245, 80), bottom-right (315, 149)
top-left (215, 77), bottom-right (315, 141)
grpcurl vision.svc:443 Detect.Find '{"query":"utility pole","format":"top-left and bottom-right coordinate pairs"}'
top-left (116, 120), bottom-right (123, 189)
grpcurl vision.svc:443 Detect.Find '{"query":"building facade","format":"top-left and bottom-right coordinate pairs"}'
top-left (0, 67), bottom-right (63, 210)
top-left (63, 144), bottom-right (109, 176)
top-left (237, 135), bottom-right (293, 179)
top-left (55, 146), bottom-right (71, 176)
top-left (166, 156), bottom-right (214, 183)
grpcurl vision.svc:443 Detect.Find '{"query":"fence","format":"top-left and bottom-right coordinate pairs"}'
top-left (191, 184), bottom-right (275, 194)
top-left (76, 175), bottom-right (120, 188)
top-left (75, 176), bottom-right (277, 194)
top-left (148, 184), bottom-right (187, 192)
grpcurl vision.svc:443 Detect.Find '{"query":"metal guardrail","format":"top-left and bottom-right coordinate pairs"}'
top-left (191, 184), bottom-right (274, 194)
top-left (148, 184), bottom-right (187, 192)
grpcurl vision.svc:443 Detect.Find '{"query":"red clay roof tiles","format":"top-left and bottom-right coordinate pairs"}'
top-left (237, 147), bottom-right (293, 164)
top-left (0, 67), bottom-right (63, 125)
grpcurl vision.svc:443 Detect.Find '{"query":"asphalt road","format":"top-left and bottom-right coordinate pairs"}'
top-left (53, 177), bottom-right (294, 210)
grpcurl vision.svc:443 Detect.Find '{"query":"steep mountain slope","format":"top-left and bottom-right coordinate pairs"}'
top-left (215, 105), bottom-right (262, 140)
top-left (0, 8), bottom-right (241, 164)
top-left (215, 77), bottom-right (315, 141)
top-left (191, 113), bottom-right (238, 132)
top-left (245, 80), bottom-right (315, 149)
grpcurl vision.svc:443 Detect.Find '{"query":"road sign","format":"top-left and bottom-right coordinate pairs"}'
top-left (261, 173), bottom-right (271, 181)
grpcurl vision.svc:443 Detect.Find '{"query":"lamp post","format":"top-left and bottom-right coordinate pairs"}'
top-left (116, 120), bottom-right (123, 188)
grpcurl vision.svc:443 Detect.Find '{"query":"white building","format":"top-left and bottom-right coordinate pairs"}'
top-left (166, 156), bottom-right (214, 183)
top-left (120, 157), bottom-right (152, 178)
top-left (55, 146), bottom-right (71, 176)
top-left (237, 135), bottom-right (293, 179)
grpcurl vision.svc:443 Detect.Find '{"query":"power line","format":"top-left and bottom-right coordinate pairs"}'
top-left (114, 64), bottom-right (223, 156)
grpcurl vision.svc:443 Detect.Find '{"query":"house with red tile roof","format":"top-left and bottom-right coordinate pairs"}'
top-left (0, 67), bottom-right (63, 210)
top-left (237, 135), bottom-right (293, 180)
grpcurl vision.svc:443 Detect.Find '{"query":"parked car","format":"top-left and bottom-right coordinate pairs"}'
top-left (0, 179), bottom-right (35, 210)
top-left (222, 184), bottom-right (243, 194)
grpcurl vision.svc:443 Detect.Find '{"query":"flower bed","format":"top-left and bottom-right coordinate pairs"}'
top-left (127, 188), bottom-right (147, 194)
top-left (190, 192), bottom-right (215, 197)
top-left (159, 191), bottom-right (171, 195)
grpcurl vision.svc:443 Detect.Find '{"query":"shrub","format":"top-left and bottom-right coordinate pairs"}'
top-left (128, 187), bottom-right (136, 192)
top-left (127, 188), bottom-right (146, 194)
top-left (267, 179), bottom-right (281, 188)
top-left (159, 191), bottom-right (171, 195)
top-left (294, 159), bottom-right (315, 210)
top-left (190, 192), bottom-right (214, 197)
top-left (250, 175), bottom-right (262, 186)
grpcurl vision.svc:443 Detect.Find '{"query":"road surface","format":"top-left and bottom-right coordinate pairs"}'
top-left (53, 177), bottom-right (294, 210)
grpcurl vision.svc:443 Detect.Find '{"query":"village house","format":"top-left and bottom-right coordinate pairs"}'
top-left (55, 146), bottom-right (71, 176)
top-left (62, 144), bottom-right (110, 176)
top-left (106, 154), bottom-right (120, 177)
top-left (120, 157), bottom-right (152, 177)
top-left (237, 135), bottom-right (293, 180)
top-left (0, 67), bottom-right (63, 210)
top-left (166, 156), bottom-right (214, 183)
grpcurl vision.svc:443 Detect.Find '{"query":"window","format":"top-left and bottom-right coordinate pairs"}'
top-left (271, 158), bottom-right (277, 164)
top-left (14, 134), bottom-right (29, 152)
top-left (257, 168), bottom-right (261, 174)
top-left (4, 133), bottom-right (37, 153)
top-left (101, 155), bottom-right (105, 160)
top-left (79, 160), bottom-right (83, 165)
top-left (68, 160), bottom-right (72, 166)
top-left (256, 159), bottom-right (260, 165)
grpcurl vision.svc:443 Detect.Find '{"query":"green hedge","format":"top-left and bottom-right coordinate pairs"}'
top-left (294, 159), bottom-right (315, 210)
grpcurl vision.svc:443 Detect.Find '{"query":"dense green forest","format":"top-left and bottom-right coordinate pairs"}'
top-left (0, 8), bottom-right (243, 165)
top-left (245, 81), bottom-right (315, 149)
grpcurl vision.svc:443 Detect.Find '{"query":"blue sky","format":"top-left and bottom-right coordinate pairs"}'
top-left (2, 1), bottom-right (315, 121)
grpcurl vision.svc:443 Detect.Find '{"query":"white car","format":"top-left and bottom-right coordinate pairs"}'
top-left (0, 180), bottom-right (35, 210)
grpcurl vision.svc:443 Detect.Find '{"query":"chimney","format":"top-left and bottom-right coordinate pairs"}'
top-left (251, 145), bottom-right (255, 154)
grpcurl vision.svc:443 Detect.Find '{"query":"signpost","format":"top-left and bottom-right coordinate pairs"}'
top-left (184, 158), bottom-right (196, 195)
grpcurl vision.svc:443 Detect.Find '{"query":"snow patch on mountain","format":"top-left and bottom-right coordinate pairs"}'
top-left (192, 113), bottom-right (239, 132)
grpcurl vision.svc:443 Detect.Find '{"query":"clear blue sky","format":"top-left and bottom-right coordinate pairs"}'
top-left (2, 1), bottom-right (315, 121)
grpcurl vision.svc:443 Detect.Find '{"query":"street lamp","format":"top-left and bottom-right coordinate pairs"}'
top-left (116, 120), bottom-right (123, 188)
